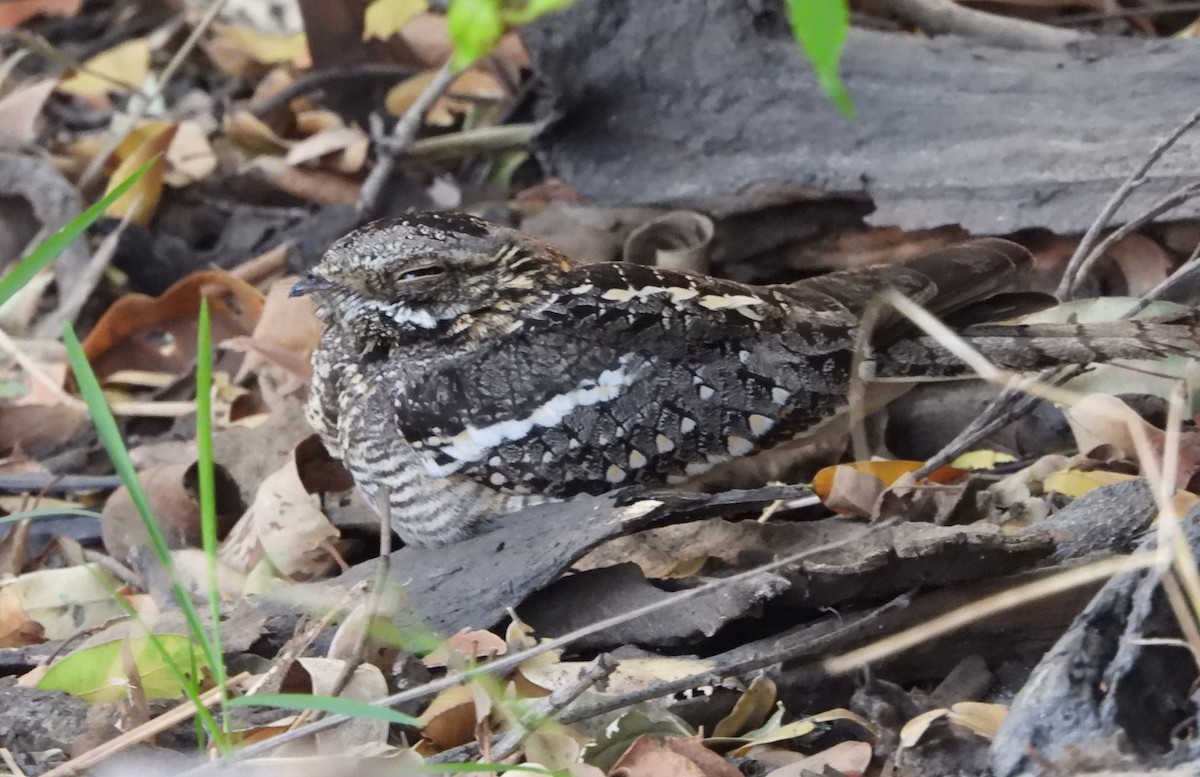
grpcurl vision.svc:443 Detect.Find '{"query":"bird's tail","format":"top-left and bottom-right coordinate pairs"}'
top-left (873, 317), bottom-right (1200, 380)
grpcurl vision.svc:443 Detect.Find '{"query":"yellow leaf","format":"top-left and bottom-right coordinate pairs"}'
top-left (57, 38), bottom-right (150, 98)
top-left (952, 450), bottom-right (1016, 470)
top-left (364, 0), bottom-right (428, 40)
top-left (1043, 469), bottom-right (1137, 499)
top-left (947, 702), bottom-right (1008, 739)
top-left (104, 122), bottom-right (177, 226)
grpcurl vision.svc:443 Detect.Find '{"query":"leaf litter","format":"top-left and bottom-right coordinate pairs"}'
top-left (1, 0), bottom-right (1200, 775)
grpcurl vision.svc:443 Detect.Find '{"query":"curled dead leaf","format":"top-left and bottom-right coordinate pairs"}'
top-left (82, 270), bottom-right (264, 379)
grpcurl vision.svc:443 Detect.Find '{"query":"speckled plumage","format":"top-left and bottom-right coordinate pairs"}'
top-left (296, 213), bottom-right (1200, 546)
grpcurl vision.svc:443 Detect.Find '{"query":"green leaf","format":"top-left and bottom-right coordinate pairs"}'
top-left (787, 0), bottom-right (854, 116)
top-left (446, 0), bottom-right (505, 71)
top-left (0, 158), bottom-right (154, 310)
top-left (38, 635), bottom-right (210, 702)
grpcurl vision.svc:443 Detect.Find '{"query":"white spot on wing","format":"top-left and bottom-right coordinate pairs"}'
top-left (656, 434), bottom-right (675, 453)
top-left (698, 385), bottom-right (715, 400)
top-left (772, 387), bottom-right (790, 405)
top-left (606, 465), bottom-right (626, 483)
top-left (749, 414), bottom-right (774, 436)
top-left (727, 435), bottom-right (754, 457)
top-left (680, 417), bottom-right (697, 434)
top-left (629, 450), bottom-right (647, 468)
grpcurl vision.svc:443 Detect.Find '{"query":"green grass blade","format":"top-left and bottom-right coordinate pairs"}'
top-left (194, 299), bottom-right (227, 730)
top-left (227, 692), bottom-right (423, 726)
top-left (0, 158), bottom-right (154, 309)
top-left (62, 322), bottom-right (230, 754)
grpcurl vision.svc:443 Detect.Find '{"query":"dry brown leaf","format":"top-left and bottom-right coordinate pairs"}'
top-left (104, 122), bottom-right (178, 226)
top-left (57, 38), bottom-right (150, 100)
top-left (609, 735), bottom-right (707, 777)
top-left (385, 68), bottom-right (505, 124)
top-left (82, 270), bottom-right (264, 379)
top-left (0, 592), bottom-right (44, 647)
top-left (421, 628), bottom-right (507, 669)
top-left (0, 0), bottom-right (80, 28)
top-left (0, 79), bottom-right (56, 150)
top-left (420, 683), bottom-right (482, 752)
top-left (763, 740), bottom-right (873, 777)
top-left (286, 123), bottom-right (370, 173)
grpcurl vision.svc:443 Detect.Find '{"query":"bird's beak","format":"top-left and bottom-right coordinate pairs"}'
top-left (291, 272), bottom-right (335, 297)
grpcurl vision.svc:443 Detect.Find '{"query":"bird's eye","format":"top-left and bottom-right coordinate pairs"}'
top-left (399, 265), bottom-right (444, 281)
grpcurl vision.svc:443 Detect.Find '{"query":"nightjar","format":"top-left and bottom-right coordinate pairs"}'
top-left (294, 212), bottom-right (1200, 547)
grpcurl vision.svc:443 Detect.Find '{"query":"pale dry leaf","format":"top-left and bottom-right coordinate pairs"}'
top-left (0, 564), bottom-right (124, 640)
top-left (363, 0), bottom-right (428, 40)
top-left (0, 79), bottom-right (56, 150)
top-left (1064, 393), bottom-right (1161, 460)
top-left (218, 456), bottom-right (340, 581)
top-left (164, 120), bottom-right (217, 186)
top-left (57, 38), bottom-right (150, 99)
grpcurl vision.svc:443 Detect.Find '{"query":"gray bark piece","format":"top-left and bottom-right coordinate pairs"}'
top-left (991, 501), bottom-right (1200, 776)
top-left (526, 1), bottom-right (1200, 233)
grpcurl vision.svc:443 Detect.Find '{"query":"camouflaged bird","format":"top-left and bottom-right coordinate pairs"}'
top-left (293, 212), bottom-right (1200, 547)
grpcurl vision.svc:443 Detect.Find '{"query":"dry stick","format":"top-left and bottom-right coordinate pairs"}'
top-left (181, 518), bottom-right (885, 772)
top-left (1056, 103), bottom-right (1200, 299)
top-left (880, 0), bottom-right (1087, 49)
top-left (357, 61), bottom-right (457, 217)
top-left (78, 0), bottom-right (231, 191)
top-left (405, 123), bottom-right (538, 161)
top-left (823, 553), bottom-right (1157, 675)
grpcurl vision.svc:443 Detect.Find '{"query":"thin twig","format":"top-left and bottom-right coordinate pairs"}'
top-left (78, 0), bottom-right (231, 190)
top-left (1060, 182), bottom-right (1200, 300)
top-left (357, 61), bottom-right (457, 217)
top-left (880, 0), bottom-right (1087, 48)
top-left (1056, 103), bottom-right (1200, 299)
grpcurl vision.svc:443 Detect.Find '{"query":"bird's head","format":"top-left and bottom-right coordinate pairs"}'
top-left (292, 213), bottom-right (571, 341)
